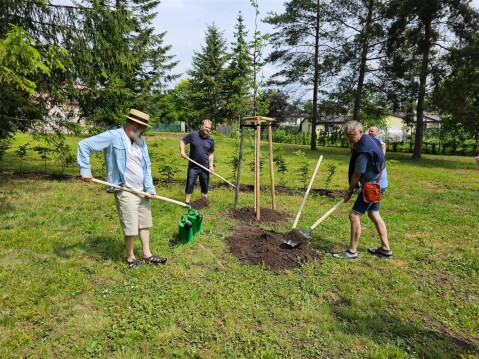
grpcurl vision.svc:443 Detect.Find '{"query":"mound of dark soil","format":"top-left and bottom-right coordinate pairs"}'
top-left (226, 225), bottom-right (320, 271)
top-left (190, 197), bottom-right (210, 210)
top-left (228, 207), bottom-right (289, 223)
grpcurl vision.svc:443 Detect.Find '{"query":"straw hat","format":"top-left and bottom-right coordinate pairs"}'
top-left (125, 109), bottom-right (151, 127)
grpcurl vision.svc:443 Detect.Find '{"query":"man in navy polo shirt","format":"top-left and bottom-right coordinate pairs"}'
top-left (179, 119), bottom-right (215, 205)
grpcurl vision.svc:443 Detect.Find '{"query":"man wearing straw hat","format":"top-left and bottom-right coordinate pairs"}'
top-left (77, 109), bottom-right (167, 269)
top-left (179, 119), bottom-right (215, 205)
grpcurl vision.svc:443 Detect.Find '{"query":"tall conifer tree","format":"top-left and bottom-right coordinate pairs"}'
top-left (265, 0), bottom-right (338, 150)
top-left (224, 13), bottom-right (254, 122)
top-left (187, 23), bottom-right (229, 126)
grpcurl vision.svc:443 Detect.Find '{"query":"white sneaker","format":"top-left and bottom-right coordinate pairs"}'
top-left (332, 250), bottom-right (358, 259)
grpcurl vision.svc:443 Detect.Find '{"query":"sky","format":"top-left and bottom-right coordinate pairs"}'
top-left (153, 0), bottom-right (284, 80)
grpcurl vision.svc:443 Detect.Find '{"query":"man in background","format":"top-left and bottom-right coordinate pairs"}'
top-left (179, 119), bottom-right (215, 205)
top-left (368, 126), bottom-right (386, 155)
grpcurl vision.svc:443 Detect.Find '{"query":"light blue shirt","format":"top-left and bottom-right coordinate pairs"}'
top-left (355, 153), bottom-right (388, 189)
top-left (77, 128), bottom-right (155, 194)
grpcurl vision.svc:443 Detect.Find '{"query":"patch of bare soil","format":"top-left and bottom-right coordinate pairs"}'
top-left (190, 197), bottom-right (210, 210)
top-left (228, 207), bottom-right (289, 223)
top-left (226, 225), bottom-right (320, 271)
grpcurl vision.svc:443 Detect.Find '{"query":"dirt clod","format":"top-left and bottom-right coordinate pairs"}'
top-left (191, 197), bottom-right (210, 210)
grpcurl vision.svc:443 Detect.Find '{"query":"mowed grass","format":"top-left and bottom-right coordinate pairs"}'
top-left (0, 132), bottom-right (478, 358)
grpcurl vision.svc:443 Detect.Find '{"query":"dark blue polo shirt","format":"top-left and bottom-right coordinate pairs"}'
top-left (182, 130), bottom-right (215, 168)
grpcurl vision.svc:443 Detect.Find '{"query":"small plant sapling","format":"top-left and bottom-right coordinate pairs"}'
top-left (325, 164), bottom-right (336, 190)
top-left (295, 150), bottom-right (309, 189)
top-left (273, 146), bottom-right (288, 187)
top-left (33, 146), bottom-right (51, 173)
top-left (15, 143), bottom-right (29, 171)
top-left (158, 160), bottom-right (179, 184)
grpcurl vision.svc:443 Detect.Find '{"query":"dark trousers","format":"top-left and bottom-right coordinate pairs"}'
top-left (185, 166), bottom-right (209, 194)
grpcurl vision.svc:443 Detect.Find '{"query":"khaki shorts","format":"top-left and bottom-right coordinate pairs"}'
top-left (114, 191), bottom-right (153, 236)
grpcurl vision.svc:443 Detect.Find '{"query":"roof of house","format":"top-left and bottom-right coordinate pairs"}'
top-left (391, 112), bottom-right (441, 123)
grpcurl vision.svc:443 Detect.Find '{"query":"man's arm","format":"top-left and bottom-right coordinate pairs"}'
top-left (381, 142), bottom-right (386, 155)
top-left (77, 131), bottom-right (113, 181)
top-left (343, 172), bottom-right (362, 202)
top-left (179, 140), bottom-right (187, 159)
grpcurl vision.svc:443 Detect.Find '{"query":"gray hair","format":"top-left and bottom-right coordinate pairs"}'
top-left (202, 119), bottom-right (212, 126)
top-left (344, 120), bottom-right (363, 134)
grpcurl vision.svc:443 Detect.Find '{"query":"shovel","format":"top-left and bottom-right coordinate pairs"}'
top-left (282, 155), bottom-right (323, 247)
top-left (185, 156), bottom-right (236, 188)
top-left (90, 178), bottom-right (191, 208)
top-left (283, 190), bottom-right (356, 248)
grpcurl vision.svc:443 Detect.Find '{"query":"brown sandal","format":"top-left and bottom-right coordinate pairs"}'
top-left (126, 258), bottom-right (142, 269)
top-left (143, 255), bottom-right (167, 265)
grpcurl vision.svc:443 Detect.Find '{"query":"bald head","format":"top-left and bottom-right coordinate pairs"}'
top-left (368, 126), bottom-right (379, 137)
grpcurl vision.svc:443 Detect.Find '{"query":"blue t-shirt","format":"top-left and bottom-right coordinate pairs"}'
top-left (182, 130), bottom-right (215, 168)
top-left (355, 153), bottom-right (388, 189)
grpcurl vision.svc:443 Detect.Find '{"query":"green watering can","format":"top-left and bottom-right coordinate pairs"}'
top-left (187, 208), bottom-right (203, 235)
top-left (178, 215), bottom-right (194, 243)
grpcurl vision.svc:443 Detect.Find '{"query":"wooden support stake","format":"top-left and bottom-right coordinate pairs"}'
top-left (255, 119), bottom-right (261, 220)
top-left (234, 126), bottom-right (245, 209)
top-left (268, 124), bottom-right (276, 210)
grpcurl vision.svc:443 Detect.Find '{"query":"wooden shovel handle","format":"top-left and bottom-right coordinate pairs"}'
top-left (309, 189), bottom-right (358, 231)
top-left (292, 155), bottom-right (323, 229)
top-left (90, 178), bottom-right (190, 208)
top-left (185, 156), bottom-right (236, 188)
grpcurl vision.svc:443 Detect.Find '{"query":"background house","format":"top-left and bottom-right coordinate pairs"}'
top-left (299, 112), bottom-right (441, 143)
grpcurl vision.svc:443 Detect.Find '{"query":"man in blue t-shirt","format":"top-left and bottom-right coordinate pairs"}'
top-left (179, 119), bottom-right (215, 204)
top-left (332, 120), bottom-right (392, 260)
top-left (368, 125), bottom-right (388, 189)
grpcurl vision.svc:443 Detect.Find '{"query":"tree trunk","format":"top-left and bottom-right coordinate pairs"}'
top-left (310, 0), bottom-right (320, 150)
top-left (352, 0), bottom-right (374, 122)
top-left (413, 20), bottom-right (432, 159)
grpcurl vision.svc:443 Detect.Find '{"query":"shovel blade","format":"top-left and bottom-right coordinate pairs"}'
top-left (299, 229), bottom-right (313, 240)
top-left (282, 238), bottom-right (300, 248)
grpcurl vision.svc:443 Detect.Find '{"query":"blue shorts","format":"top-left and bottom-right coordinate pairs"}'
top-left (352, 188), bottom-right (386, 215)
top-left (185, 166), bottom-right (210, 194)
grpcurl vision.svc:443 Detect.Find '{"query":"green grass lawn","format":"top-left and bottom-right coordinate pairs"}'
top-left (0, 131), bottom-right (478, 358)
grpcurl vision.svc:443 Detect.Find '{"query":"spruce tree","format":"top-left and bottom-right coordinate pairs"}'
top-left (63, 0), bottom-right (179, 127)
top-left (223, 12), bottom-right (254, 122)
top-left (187, 23), bottom-right (229, 127)
top-left (0, 0), bottom-right (71, 141)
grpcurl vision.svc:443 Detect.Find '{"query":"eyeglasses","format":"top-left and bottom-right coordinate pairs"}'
top-left (345, 132), bottom-right (357, 139)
